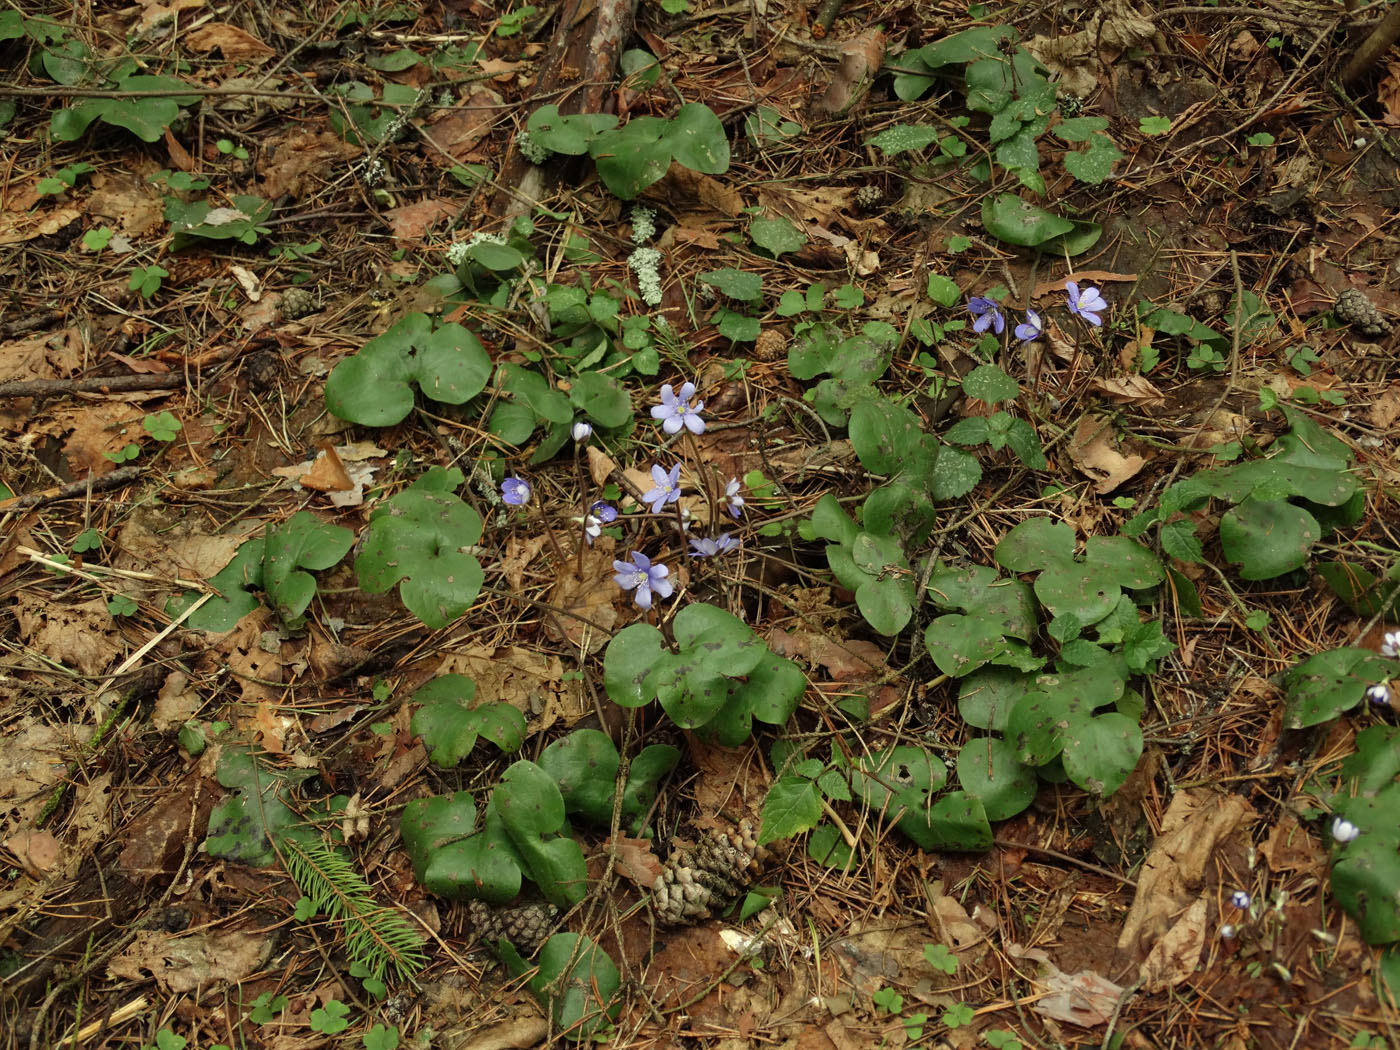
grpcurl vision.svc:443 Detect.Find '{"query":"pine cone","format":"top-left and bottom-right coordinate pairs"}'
top-left (652, 820), bottom-right (768, 926)
top-left (1334, 288), bottom-right (1392, 338)
top-left (280, 287), bottom-right (318, 321)
top-left (468, 899), bottom-right (557, 957)
top-left (854, 184), bottom-right (884, 212)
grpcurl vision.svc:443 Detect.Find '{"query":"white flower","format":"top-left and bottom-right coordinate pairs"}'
top-left (1219, 924), bottom-right (1237, 940)
top-left (724, 477), bottom-right (745, 518)
top-left (1331, 816), bottom-right (1360, 843)
top-left (571, 421), bottom-right (592, 442)
top-left (1230, 890), bottom-right (1251, 910)
top-left (1381, 630), bottom-right (1400, 657)
top-left (1366, 682), bottom-right (1392, 705)
top-left (446, 241), bottom-right (471, 266)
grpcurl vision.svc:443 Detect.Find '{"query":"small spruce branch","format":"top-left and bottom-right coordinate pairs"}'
top-left (280, 835), bottom-right (426, 983)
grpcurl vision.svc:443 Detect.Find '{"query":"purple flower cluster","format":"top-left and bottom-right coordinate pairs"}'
top-left (965, 281), bottom-right (1110, 344)
top-left (498, 381), bottom-right (751, 613)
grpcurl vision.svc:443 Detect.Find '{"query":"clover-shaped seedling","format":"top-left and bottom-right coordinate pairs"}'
top-left (168, 512), bottom-right (353, 631)
top-left (50, 74), bottom-right (201, 143)
top-left (1284, 648), bottom-right (1399, 729)
top-left (169, 538), bottom-right (264, 632)
top-left (261, 511), bottom-right (355, 623)
top-left (994, 517), bottom-right (1163, 625)
top-left (807, 494), bottom-right (916, 635)
top-left (925, 563), bottom-right (1041, 678)
top-left (1328, 746), bottom-right (1400, 946)
top-left (588, 103), bottom-right (728, 200)
top-left (497, 932), bottom-right (621, 1039)
top-left (604, 603), bottom-right (801, 743)
top-left (356, 488), bottom-right (484, 629)
top-left (525, 104), bottom-right (619, 155)
top-left (848, 745), bottom-right (995, 851)
top-left (958, 667), bottom-right (1033, 733)
top-left (1006, 667), bottom-right (1141, 796)
top-left (956, 736), bottom-right (1037, 822)
top-left (400, 791), bottom-right (524, 904)
top-left (205, 746), bottom-right (308, 867)
top-left (493, 760), bottom-right (588, 909)
top-left (411, 674), bottom-right (526, 767)
top-left (325, 312), bottom-right (491, 427)
top-left (537, 728), bottom-right (680, 833)
top-left (168, 194), bottom-right (274, 249)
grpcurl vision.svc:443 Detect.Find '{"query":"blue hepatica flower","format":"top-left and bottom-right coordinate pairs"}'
top-left (1014, 309), bottom-right (1043, 342)
top-left (689, 533), bottom-right (739, 557)
top-left (501, 475), bottom-right (531, 505)
top-left (724, 477), bottom-right (745, 518)
top-left (1065, 281), bottom-right (1109, 326)
top-left (650, 381), bottom-right (705, 435)
top-left (1366, 682), bottom-right (1392, 705)
top-left (590, 500), bottom-right (618, 524)
top-left (571, 421), bottom-right (593, 442)
top-left (613, 551), bottom-right (673, 610)
top-left (967, 296), bottom-right (1005, 335)
top-left (1230, 890), bottom-right (1251, 910)
top-left (643, 463), bottom-right (683, 514)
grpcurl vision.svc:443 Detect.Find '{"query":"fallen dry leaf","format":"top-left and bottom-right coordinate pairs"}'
top-left (1368, 382), bottom-right (1400, 428)
top-left (0, 721), bottom-right (93, 826)
top-left (256, 129), bottom-right (362, 200)
top-left (1117, 790), bottom-right (1255, 962)
top-left (1140, 896), bottom-right (1209, 992)
top-left (12, 597), bottom-right (119, 676)
top-left (1088, 374), bottom-right (1167, 409)
top-left (0, 205), bottom-right (81, 246)
top-left (5, 828), bottom-right (62, 876)
top-left (501, 533), bottom-right (547, 593)
top-left (273, 443), bottom-right (381, 506)
top-left (118, 779), bottom-right (211, 878)
top-left (1068, 414), bottom-right (1146, 494)
top-left (1008, 942), bottom-right (1126, 1026)
top-left (153, 670), bottom-right (202, 732)
top-left (1032, 270), bottom-right (1139, 298)
top-left (601, 835), bottom-right (664, 888)
top-left (299, 442), bottom-right (354, 492)
top-left (546, 536), bottom-right (620, 655)
top-left (184, 22), bottom-right (275, 62)
top-left (819, 30), bottom-right (886, 115)
top-left (109, 928), bottom-right (270, 992)
top-left (424, 88), bottom-right (503, 160)
top-left (437, 645), bottom-right (585, 732)
top-left (767, 628), bottom-right (883, 681)
top-left (655, 166), bottom-right (745, 217)
top-left (386, 198), bottom-right (459, 244)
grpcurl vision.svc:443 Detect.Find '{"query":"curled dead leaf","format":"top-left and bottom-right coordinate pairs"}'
top-left (1088, 375), bottom-right (1167, 409)
top-left (819, 30), bottom-right (886, 116)
top-left (1068, 414), bottom-right (1146, 494)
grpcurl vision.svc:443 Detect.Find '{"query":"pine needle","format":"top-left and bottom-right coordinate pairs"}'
top-left (280, 835), bottom-right (426, 983)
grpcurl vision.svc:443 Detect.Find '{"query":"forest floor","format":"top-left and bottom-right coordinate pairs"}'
top-left (3, 1), bottom-right (1400, 1049)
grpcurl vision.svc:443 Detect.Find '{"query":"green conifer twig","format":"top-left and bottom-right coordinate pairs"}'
top-left (280, 835), bottom-right (426, 982)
